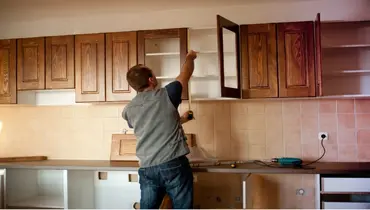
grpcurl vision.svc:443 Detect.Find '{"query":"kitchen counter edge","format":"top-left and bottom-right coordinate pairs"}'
top-left (0, 160), bottom-right (369, 175)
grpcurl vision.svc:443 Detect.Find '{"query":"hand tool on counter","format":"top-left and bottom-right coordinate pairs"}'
top-left (271, 157), bottom-right (303, 167)
top-left (190, 160), bottom-right (249, 168)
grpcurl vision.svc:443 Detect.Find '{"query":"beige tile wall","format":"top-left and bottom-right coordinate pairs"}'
top-left (0, 98), bottom-right (369, 208)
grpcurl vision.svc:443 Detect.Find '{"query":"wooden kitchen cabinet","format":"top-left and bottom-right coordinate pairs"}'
top-left (17, 37), bottom-right (45, 90)
top-left (138, 28), bottom-right (189, 100)
top-left (0, 40), bottom-right (16, 104)
top-left (320, 20), bottom-right (370, 97)
top-left (106, 32), bottom-right (138, 102)
top-left (187, 15), bottom-right (241, 100)
top-left (240, 24), bottom-right (278, 98)
top-left (75, 33), bottom-right (105, 102)
top-left (45, 35), bottom-right (75, 89)
top-left (277, 21), bottom-right (315, 97)
top-left (239, 14), bottom-right (320, 98)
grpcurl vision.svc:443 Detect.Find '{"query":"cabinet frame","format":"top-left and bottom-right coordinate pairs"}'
top-left (217, 15), bottom-right (242, 99)
top-left (137, 28), bottom-right (189, 100)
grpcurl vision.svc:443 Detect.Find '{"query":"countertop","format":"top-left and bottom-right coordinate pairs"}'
top-left (0, 160), bottom-right (369, 174)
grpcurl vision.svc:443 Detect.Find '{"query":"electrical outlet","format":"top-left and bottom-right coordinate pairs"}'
top-left (318, 132), bottom-right (328, 141)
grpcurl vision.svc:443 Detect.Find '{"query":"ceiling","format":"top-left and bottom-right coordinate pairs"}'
top-left (0, 0), bottom-right (310, 21)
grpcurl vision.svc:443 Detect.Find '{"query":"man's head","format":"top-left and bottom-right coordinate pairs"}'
top-left (126, 64), bottom-right (158, 92)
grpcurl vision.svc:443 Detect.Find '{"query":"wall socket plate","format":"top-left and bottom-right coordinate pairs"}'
top-left (318, 132), bottom-right (328, 141)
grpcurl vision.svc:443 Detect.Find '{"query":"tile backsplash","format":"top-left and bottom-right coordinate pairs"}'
top-left (0, 98), bottom-right (369, 209)
top-left (0, 99), bottom-right (369, 162)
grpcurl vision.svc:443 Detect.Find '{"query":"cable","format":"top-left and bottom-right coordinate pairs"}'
top-left (302, 136), bottom-right (326, 166)
top-left (252, 135), bottom-right (327, 169)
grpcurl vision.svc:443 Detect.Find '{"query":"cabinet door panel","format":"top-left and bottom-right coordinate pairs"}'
top-left (241, 24), bottom-right (278, 98)
top-left (0, 40), bottom-right (16, 104)
top-left (217, 15), bottom-right (241, 98)
top-left (75, 34), bottom-right (105, 102)
top-left (106, 32), bottom-right (137, 101)
top-left (278, 22), bottom-right (315, 97)
top-left (46, 35), bottom-right (74, 89)
top-left (17, 38), bottom-right (45, 90)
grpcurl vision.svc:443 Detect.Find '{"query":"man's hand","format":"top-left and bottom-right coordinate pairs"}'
top-left (186, 50), bottom-right (197, 60)
top-left (180, 110), bottom-right (193, 124)
top-left (176, 50), bottom-right (197, 88)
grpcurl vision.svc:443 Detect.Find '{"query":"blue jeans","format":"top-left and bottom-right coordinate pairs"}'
top-left (138, 156), bottom-right (193, 209)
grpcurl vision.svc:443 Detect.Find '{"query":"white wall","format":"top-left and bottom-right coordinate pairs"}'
top-left (0, 0), bottom-right (369, 39)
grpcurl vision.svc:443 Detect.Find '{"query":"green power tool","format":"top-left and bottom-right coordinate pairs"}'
top-left (271, 157), bottom-right (303, 167)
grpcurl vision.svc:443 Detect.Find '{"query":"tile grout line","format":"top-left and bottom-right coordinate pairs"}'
top-left (335, 100), bottom-right (339, 162)
top-left (300, 100), bottom-right (303, 160)
top-left (282, 100), bottom-right (286, 156)
top-left (354, 99), bottom-right (359, 162)
top-left (317, 100), bottom-right (321, 160)
top-left (264, 101), bottom-right (267, 160)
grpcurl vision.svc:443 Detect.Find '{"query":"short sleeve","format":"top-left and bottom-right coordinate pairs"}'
top-left (122, 109), bottom-right (133, 128)
top-left (165, 81), bottom-right (183, 109)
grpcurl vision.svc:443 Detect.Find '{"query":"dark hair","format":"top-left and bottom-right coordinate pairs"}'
top-left (126, 64), bottom-right (153, 92)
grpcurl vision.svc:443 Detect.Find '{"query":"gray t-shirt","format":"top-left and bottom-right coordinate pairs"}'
top-left (122, 81), bottom-right (190, 167)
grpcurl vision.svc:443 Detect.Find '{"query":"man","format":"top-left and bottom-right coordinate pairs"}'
top-left (122, 50), bottom-right (197, 209)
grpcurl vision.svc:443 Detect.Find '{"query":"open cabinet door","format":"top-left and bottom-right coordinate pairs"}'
top-left (217, 15), bottom-right (241, 98)
top-left (315, 13), bottom-right (323, 96)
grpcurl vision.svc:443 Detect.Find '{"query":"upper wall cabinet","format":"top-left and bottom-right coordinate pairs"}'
top-left (0, 40), bottom-right (16, 104)
top-left (45, 35), bottom-right (75, 89)
top-left (137, 28), bottom-right (188, 100)
top-left (106, 32), bottom-right (137, 102)
top-left (75, 32), bottom-right (138, 103)
top-left (187, 15), bottom-right (241, 100)
top-left (239, 14), bottom-right (320, 98)
top-left (17, 38), bottom-right (45, 90)
top-left (17, 36), bottom-right (75, 91)
top-left (75, 33), bottom-right (106, 102)
top-left (319, 20), bottom-right (370, 97)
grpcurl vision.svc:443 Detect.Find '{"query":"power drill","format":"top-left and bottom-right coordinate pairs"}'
top-left (271, 157), bottom-right (302, 167)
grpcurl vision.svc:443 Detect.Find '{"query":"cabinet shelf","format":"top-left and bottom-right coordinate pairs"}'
top-left (145, 51), bottom-right (235, 56)
top-left (323, 44), bottom-right (370, 49)
top-left (156, 75), bottom-right (237, 80)
top-left (145, 52), bottom-right (180, 56)
top-left (7, 195), bottom-right (64, 209)
top-left (323, 70), bottom-right (370, 76)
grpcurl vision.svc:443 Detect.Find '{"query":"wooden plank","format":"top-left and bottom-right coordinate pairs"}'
top-left (0, 156), bottom-right (47, 162)
top-left (110, 134), bottom-right (196, 161)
